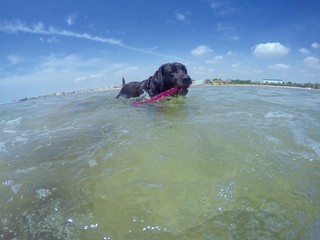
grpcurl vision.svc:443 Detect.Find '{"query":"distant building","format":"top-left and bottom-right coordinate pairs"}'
top-left (262, 79), bottom-right (284, 84)
top-left (193, 80), bottom-right (204, 85)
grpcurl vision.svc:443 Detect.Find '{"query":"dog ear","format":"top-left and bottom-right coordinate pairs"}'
top-left (122, 77), bottom-right (125, 86)
top-left (150, 64), bottom-right (168, 95)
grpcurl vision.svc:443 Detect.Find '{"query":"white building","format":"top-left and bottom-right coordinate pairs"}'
top-left (262, 79), bottom-right (284, 84)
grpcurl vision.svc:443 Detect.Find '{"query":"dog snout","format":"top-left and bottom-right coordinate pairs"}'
top-left (181, 76), bottom-right (192, 87)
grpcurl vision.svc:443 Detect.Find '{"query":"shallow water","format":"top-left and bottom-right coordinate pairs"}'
top-left (1, 86), bottom-right (319, 239)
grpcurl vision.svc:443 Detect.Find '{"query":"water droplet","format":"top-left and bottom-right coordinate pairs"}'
top-left (90, 223), bottom-right (98, 228)
top-left (88, 159), bottom-right (98, 167)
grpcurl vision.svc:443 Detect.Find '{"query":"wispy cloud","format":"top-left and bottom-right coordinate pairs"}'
top-left (40, 36), bottom-right (58, 44)
top-left (206, 55), bottom-right (223, 64)
top-left (216, 22), bottom-right (239, 41)
top-left (303, 56), bottom-right (320, 69)
top-left (176, 12), bottom-right (191, 22)
top-left (116, 66), bottom-right (139, 75)
top-left (0, 20), bottom-right (179, 59)
top-left (75, 73), bottom-right (104, 82)
top-left (8, 54), bottom-right (23, 65)
top-left (0, 20), bottom-right (123, 45)
top-left (227, 51), bottom-right (236, 56)
top-left (231, 62), bottom-right (240, 68)
top-left (268, 63), bottom-right (291, 70)
top-left (176, 13), bottom-right (186, 21)
top-left (66, 13), bottom-right (78, 26)
top-left (0, 53), bottom-right (140, 89)
top-left (299, 48), bottom-right (310, 54)
top-left (210, 1), bottom-right (237, 17)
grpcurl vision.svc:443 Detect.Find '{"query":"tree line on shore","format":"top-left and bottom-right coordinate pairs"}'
top-left (201, 78), bottom-right (320, 89)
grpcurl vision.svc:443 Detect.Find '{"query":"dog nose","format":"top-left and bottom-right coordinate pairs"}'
top-left (183, 77), bottom-right (192, 86)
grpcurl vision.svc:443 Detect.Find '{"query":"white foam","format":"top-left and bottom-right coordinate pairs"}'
top-left (265, 136), bottom-right (282, 145)
top-left (2, 180), bottom-right (21, 194)
top-left (105, 152), bottom-right (113, 160)
top-left (0, 142), bottom-right (7, 153)
top-left (15, 167), bottom-right (37, 175)
top-left (291, 126), bottom-right (320, 158)
top-left (88, 159), bottom-right (98, 167)
top-left (35, 187), bottom-right (53, 199)
top-left (157, 153), bottom-right (168, 161)
top-left (120, 140), bottom-right (132, 145)
top-left (143, 183), bottom-right (164, 189)
top-left (227, 111), bottom-right (253, 117)
top-left (6, 117), bottom-right (22, 125)
top-left (264, 111), bottom-right (293, 119)
top-left (12, 136), bottom-right (29, 145)
top-left (122, 129), bottom-right (129, 134)
top-left (3, 179), bottom-right (14, 187)
top-left (3, 129), bottom-right (17, 134)
top-left (32, 145), bottom-right (44, 151)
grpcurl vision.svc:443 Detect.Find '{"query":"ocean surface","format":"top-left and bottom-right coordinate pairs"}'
top-left (1, 86), bottom-right (319, 240)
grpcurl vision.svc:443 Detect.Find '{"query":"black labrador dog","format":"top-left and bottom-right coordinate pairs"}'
top-left (116, 62), bottom-right (192, 98)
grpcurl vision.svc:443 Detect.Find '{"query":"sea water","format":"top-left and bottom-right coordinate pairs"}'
top-left (0, 86), bottom-right (319, 239)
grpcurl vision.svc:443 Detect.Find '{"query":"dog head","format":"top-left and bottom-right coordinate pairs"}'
top-left (150, 62), bottom-right (192, 96)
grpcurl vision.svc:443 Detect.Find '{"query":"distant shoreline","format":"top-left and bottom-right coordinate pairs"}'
top-left (13, 85), bottom-right (121, 103)
top-left (193, 83), bottom-right (320, 91)
top-left (11, 82), bottom-right (319, 103)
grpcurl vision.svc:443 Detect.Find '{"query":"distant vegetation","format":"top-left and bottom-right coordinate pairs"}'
top-left (200, 78), bottom-right (320, 89)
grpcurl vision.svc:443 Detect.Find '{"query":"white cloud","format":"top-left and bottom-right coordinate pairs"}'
top-left (230, 36), bottom-right (240, 41)
top-left (231, 62), bottom-right (240, 68)
top-left (268, 63), bottom-right (291, 70)
top-left (116, 66), bottom-right (139, 76)
top-left (176, 13), bottom-right (186, 21)
top-left (299, 48), bottom-right (310, 54)
top-left (66, 13), bottom-right (78, 26)
top-left (74, 76), bottom-right (87, 82)
top-left (67, 18), bottom-right (74, 26)
top-left (8, 54), bottom-right (23, 65)
top-left (175, 12), bottom-right (190, 23)
top-left (303, 56), bottom-right (320, 69)
top-left (252, 42), bottom-right (290, 57)
top-left (227, 51), bottom-right (236, 56)
top-left (191, 45), bottom-right (213, 56)
top-left (311, 42), bottom-right (320, 49)
top-left (206, 55), bottom-right (223, 64)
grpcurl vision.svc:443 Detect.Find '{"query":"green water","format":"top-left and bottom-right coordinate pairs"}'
top-left (0, 86), bottom-right (319, 239)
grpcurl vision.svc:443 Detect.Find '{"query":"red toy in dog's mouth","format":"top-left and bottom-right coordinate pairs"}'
top-left (131, 86), bottom-right (187, 106)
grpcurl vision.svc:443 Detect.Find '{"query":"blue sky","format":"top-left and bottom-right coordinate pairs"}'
top-left (0, 0), bottom-right (320, 103)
